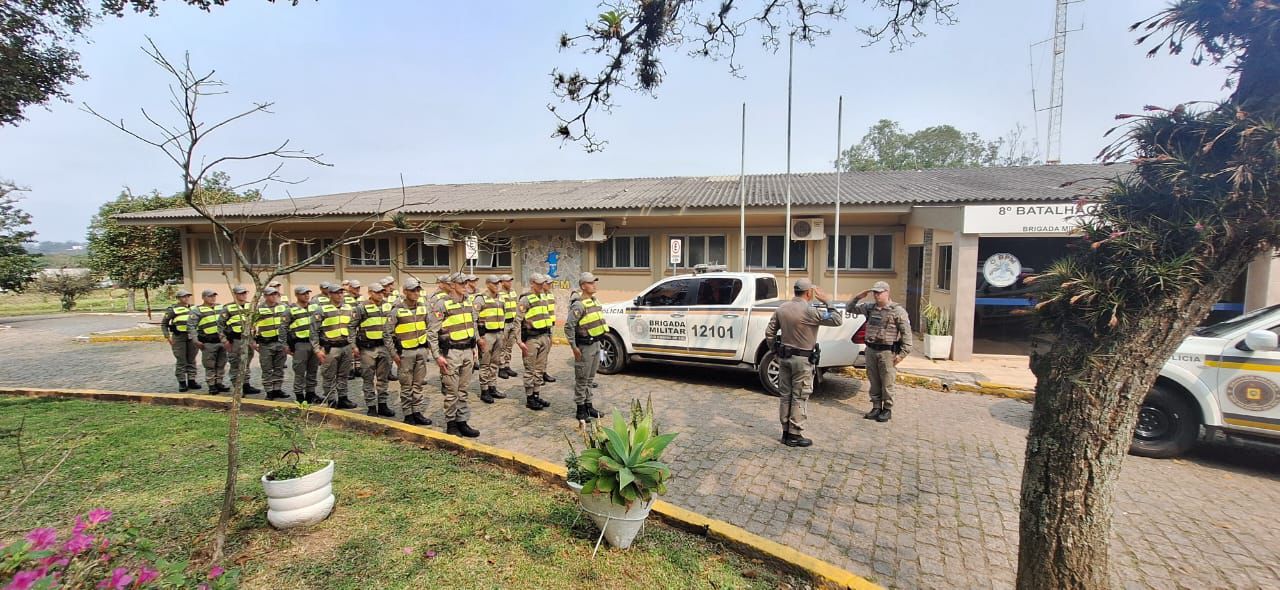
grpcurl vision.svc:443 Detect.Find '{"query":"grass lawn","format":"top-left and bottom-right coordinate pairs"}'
top-left (0, 289), bottom-right (176, 317)
top-left (0, 398), bottom-right (798, 589)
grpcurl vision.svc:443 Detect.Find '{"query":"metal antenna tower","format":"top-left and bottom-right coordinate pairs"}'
top-left (1042, 0), bottom-right (1082, 164)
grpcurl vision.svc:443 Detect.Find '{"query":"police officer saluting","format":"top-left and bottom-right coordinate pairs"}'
top-left (388, 278), bottom-right (433, 426)
top-left (848, 281), bottom-right (912, 423)
top-left (565, 272), bottom-right (607, 422)
top-left (765, 278), bottom-right (843, 447)
top-left (189, 289), bottom-right (229, 394)
top-left (163, 289), bottom-right (198, 391)
top-left (252, 286), bottom-right (290, 400)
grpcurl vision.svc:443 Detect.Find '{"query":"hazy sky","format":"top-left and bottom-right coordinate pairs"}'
top-left (4, 0), bottom-right (1227, 241)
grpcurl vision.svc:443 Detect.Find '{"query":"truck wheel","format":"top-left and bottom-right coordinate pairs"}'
top-left (596, 332), bottom-right (627, 375)
top-left (757, 351), bottom-right (781, 397)
top-left (1129, 384), bottom-right (1199, 459)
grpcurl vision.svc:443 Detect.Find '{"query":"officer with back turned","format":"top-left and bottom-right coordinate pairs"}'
top-left (847, 281), bottom-right (913, 423)
top-left (764, 278), bottom-right (842, 447)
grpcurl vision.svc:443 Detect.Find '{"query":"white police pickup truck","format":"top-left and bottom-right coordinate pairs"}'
top-left (1132, 304), bottom-right (1280, 458)
top-left (595, 270), bottom-right (866, 396)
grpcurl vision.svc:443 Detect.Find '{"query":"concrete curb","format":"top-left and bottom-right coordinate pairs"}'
top-left (0, 386), bottom-right (881, 590)
top-left (80, 335), bottom-right (166, 343)
top-left (841, 367), bottom-right (1034, 401)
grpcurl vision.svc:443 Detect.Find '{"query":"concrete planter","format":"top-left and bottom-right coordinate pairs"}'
top-left (261, 460), bottom-right (335, 529)
top-left (578, 489), bottom-right (655, 550)
top-left (923, 334), bottom-right (953, 360)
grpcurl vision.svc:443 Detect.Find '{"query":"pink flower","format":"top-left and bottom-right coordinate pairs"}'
top-left (136, 566), bottom-right (160, 586)
top-left (63, 532), bottom-right (94, 555)
top-left (1194, 222), bottom-right (1205, 231)
top-left (208, 566), bottom-right (224, 580)
top-left (25, 528), bottom-right (57, 551)
top-left (86, 508), bottom-right (113, 527)
top-left (402, 547), bottom-right (414, 555)
top-left (97, 568), bottom-right (133, 590)
top-left (73, 516), bottom-right (88, 534)
top-left (196, 584), bottom-right (210, 590)
top-left (4, 570), bottom-right (43, 590)
top-left (423, 550), bottom-right (437, 559)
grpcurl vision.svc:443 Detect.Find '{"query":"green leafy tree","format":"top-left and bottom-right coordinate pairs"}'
top-left (33, 269), bottom-right (97, 311)
top-left (86, 172), bottom-right (260, 314)
top-left (0, 0), bottom-right (302, 126)
top-left (0, 182), bottom-right (42, 292)
top-left (838, 119), bottom-right (1003, 171)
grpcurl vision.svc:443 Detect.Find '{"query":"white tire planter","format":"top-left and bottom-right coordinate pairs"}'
top-left (577, 487), bottom-right (655, 550)
top-left (262, 460), bottom-right (335, 529)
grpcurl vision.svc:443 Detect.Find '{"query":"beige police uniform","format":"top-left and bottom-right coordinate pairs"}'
top-left (764, 292), bottom-right (843, 439)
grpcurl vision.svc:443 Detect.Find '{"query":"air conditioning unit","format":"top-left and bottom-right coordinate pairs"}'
top-left (791, 218), bottom-right (825, 240)
top-left (422, 227), bottom-right (452, 246)
top-left (575, 221), bottom-right (607, 242)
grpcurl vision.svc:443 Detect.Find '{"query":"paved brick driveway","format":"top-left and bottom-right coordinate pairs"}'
top-left (2, 314), bottom-right (1278, 589)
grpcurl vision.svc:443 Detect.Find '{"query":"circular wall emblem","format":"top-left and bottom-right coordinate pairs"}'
top-left (1225, 375), bottom-right (1279, 412)
top-left (983, 253), bottom-right (1023, 288)
top-left (629, 317), bottom-right (650, 340)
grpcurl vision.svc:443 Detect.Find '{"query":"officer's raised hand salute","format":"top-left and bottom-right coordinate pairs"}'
top-left (766, 278), bottom-right (843, 448)
top-left (847, 281), bottom-right (913, 423)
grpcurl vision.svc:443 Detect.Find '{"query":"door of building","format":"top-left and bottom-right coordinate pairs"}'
top-left (906, 245), bottom-right (924, 331)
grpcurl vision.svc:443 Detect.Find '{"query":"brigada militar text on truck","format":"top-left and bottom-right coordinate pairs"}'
top-left (594, 266), bottom-right (867, 395)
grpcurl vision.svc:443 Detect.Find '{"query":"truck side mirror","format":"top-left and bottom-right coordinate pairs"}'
top-left (1241, 329), bottom-right (1279, 352)
top-left (633, 296), bottom-right (642, 306)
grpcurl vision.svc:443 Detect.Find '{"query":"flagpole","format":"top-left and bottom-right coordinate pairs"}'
top-left (833, 96), bottom-right (843, 301)
top-left (737, 103), bottom-right (747, 271)
top-left (783, 32), bottom-right (794, 286)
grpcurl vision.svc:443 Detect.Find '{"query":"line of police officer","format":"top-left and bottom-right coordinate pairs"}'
top-left (162, 271), bottom-right (611, 437)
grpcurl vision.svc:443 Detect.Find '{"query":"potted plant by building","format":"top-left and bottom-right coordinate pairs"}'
top-left (570, 398), bottom-right (677, 550)
top-left (260, 403), bottom-right (335, 529)
top-left (922, 301), bottom-right (954, 360)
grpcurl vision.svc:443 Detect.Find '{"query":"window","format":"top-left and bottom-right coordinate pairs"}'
top-left (695, 278), bottom-right (742, 305)
top-left (936, 244), bottom-right (954, 291)
top-left (596, 235), bottom-right (651, 269)
top-left (476, 239), bottom-right (512, 268)
top-left (194, 237), bottom-right (231, 267)
top-left (349, 238), bottom-right (392, 267)
top-left (296, 238), bottom-right (335, 267)
top-left (670, 235), bottom-right (726, 268)
top-left (755, 277), bottom-right (778, 301)
top-left (828, 233), bottom-right (894, 271)
top-left (745, 235), bottom-right (806, 270)
top-left (404, 238), bottom-right (451, 267)
top-left (640, 278), bottom-right (694, 307)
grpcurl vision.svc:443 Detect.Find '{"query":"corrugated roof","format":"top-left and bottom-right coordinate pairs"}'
top-left (116, 163), bottom-right (1126, 221)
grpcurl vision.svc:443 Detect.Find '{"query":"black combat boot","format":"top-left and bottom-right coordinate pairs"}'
top-left (208, 384), bottom-right (221, 395)
top-left (305, 391), bottom-right (323, 404)
top-left (405, 412), bottom-right (432, 426)
top-left (575, 404), bottom-right (587, 421)
top-left (218, 383), bottom-right (233, 393)
top-left (178, 380), bottom-right (189, 392)
top-left (243, 383), bottom-right (262, 395)
top-left (330, 397), bottom-right (358, 410)
top-left (541, 373), bottom-right (556, 383)
top-left (863, 407), bottom-right (883, 420)
top-left (534, 393), bottom-right (551, 408)
top-left (267, 389), bottom-right (289, 400)
top-left (376, 403), bottom-right (395, 418)
top-left (367, 405), bottom-right (378, 417)
top-left (480, 388), bottom-right (495, 404)
top-left (295, 393), bottom-right (306, 403)
top-left (186, 380), bottom-right (201, 390)
top-left (446, 421), bottom-right (461, 436)
top-left (782, 432), bottom-right (813, 448)
top-left (525, 394), bottom-right (544, 411)
top-left (490, 388), bottom-right (507, 399)
top-left (498, 368), bottom-right (511, 379)
top-left (875, 409), bottom-right (892, 423)
top-left (455, 421), bottom-right (479, 438)
top-left (585, 403), bottom-right (603, 419)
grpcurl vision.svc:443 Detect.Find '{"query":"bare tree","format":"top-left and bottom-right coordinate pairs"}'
top-left (84, 39), bottom-right (481, 563)
top-left (552, 0), bottom-right (958, 151)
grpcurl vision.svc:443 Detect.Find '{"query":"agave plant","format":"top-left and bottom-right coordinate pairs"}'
top-left (577, 402), bottom-right (677, 508)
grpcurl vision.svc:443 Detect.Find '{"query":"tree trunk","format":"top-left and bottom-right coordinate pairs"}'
top-left (211, 293), bottom-right (261, 564)
top-left (1016, 250), bottom-right (1255, 589)
top-left (126, 288), bottom-right (137, 313)
top-left (143, 287), bottom-right (152, 320)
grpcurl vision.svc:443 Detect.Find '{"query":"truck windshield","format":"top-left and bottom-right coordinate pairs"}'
top-left (1193, 304), bottom-right (1280, 338)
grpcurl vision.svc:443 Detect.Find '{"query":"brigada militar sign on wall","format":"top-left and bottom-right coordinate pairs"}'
top-left (983, 253), bottom-right (1022, 288)
top-left (962, 203), bottom-right (1098, 235)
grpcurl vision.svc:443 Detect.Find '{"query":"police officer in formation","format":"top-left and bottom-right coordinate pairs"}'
top-left (474, 275), bottom-right (509, 404)
top-left (287, 286), bottom-right (325, 403)
top-left (428, 273), bottom-right (480, 437)
top-left (189, 289), bottom-right (230, 393)
top-left (847, 281), bottom-right (913, 423)
top-left (317, 283), bottom-right (358, 409)
top-left (352, 282), bottom-right (395, 417)
top-left (221, 286), bottom-right (260, 395)
top-left (565, 272), bottom-right (606, 422)
top-left (252, 286), bottom-right (291, 400)
top-left (387, 278), bottom-right (432, 426)
top-left (497, 274), bottom-right (519, 379)
top-left (163, 289), bottom-right (198, 391)
top-left (765, 278), bottom-right (843, 448)
top-left (516, 274), bottom-right (555, 411)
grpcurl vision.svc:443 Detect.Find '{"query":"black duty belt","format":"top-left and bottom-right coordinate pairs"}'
top-left (356, 339), bottom-right (384, 350)
top-left (442, 339), bottom-right (475, 351)
top-left (867, 343), bottom-right (894, 351)
top-left (197, 335), bottom-right (222, 344)
top-left (521, 328), bottom-right (549, 341)
top-left (321, 340), bottom-right (349, 348)
top-left (504, 319), bottom-right (516, 324)
top-left (254, 336), bottom-right (279, 344)
top-left (575, 335), bottom-right (602, 346)
top-left (224, 332), bottom-right (242, 341)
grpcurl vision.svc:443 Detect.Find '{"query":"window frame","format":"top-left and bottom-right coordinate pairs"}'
top-left (827, 232), bottom-right (896, 272)
top-left (295, 238), bottom-right (336, 268)
top-left (693, 277), bottom-right (743, 306)
top-left (193, 236), bottom-right (233, 268)
top-left (745, 233), bottom-right (807, 271)
top-left (669, 234), bottom-right (728, 269)
top-left (475, 238), bottom-right (513, 269)
top-left (639, 278), bottom-right (696, 307)
top-left (403, 237), bottom-right (452, 268)
top-left (348, 237), bottom-right (393, 268)
top-left (595, 234), bottom-right (651, 270)
top-left (935, 244), bottom-right (954, 292)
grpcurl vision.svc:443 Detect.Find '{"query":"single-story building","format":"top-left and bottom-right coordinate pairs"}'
top-left (117, 163), bottom-right (1280, 361)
